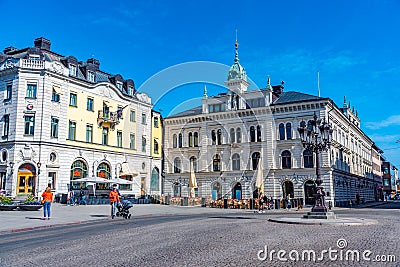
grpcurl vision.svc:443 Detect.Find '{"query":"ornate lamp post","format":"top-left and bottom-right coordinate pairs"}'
top-left (298, 113), bottom-right (333, 213)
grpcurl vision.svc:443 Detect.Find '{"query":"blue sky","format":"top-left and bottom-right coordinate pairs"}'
top-left (1, 0), bottom-right (399, 166)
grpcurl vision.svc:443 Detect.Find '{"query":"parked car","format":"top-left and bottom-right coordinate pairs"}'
top-left (394, 194), bottom-right (400, 200)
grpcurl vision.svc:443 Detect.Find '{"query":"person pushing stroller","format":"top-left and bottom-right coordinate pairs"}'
top-left (109, 184), bottom-right (121, 219)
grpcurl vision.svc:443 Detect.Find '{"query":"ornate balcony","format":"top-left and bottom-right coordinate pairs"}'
top-left (97, 110), bottom-right (121, 130)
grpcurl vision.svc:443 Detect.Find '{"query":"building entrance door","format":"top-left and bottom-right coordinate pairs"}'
top-left (304, 180), bottom-right (316, 206)
top-left (17, 174), bottom-right (34, 194)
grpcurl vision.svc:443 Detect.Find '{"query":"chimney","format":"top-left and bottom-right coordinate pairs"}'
top-left (87, 58), bottom-right (100, 70)
top-left (3, 46), bottom-right (18, 54)
top-left (34, 37), bottom-right (51, 50)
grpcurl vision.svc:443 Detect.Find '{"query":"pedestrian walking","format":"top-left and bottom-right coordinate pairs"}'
top-left (41, 186), bottom-right (53, 220)
top-left (286, 194), bottom-right (292, 210)
top-left (109, 184), bottom-right (121, 219)
top-left (67, 188), bottom-right (75, 206)
top-left (258, 192), bottom-right (264, 213)
top-left (78, 187), bottom-right (87, 205)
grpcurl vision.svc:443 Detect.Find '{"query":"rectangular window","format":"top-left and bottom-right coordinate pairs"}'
top-left (117, 106), bottom-right (123, 119)
top-left (86, 124), bottom-right (93, 143)
top-left (51, 117), bottom-right (59, 138)
top-left (154, 117), bottom-right (159, 128)
top-left (87, 97), bottom-right (94, 111)
top-left (87, 71), bottom-right (95, 82)
top-left (130, 110), bottom-right (136, 122)
top-left (26, 84), bottom-right (37, 98)
top-left (142, 113), bottom-right (146, 125)
top-left (69, 64), bottom-right (77, 76)
top-left (48, 172), bottom-right (56, 189)
top-left (3, 115), bottom-right (9, 137)
top-left (128, 86), bottom-right (134, 96)
top-left (51, 88), bottom-right (60, 102)
top-left (116, 82), bottom-right (123, 90)
top-left (117, 131), bottom-right (122, 148)
top-left (24, 115), bottom-right (35, 135)
top-left (29, 55), bottom-right (40, 60)
top-left (142, 136), bottom-right (146, 152)
top-left (69, 93), bottom-right (77, 107)
top-left (5, 84), bottom-right (12, 100)
top-left (130, 133), bottom-right (135, 149)
top-left (154, 139), bottom-right (159, 154)
top-left (102, 127), bottom-right (109, 145)
top-left (68, 121), bottom-right (76, 140)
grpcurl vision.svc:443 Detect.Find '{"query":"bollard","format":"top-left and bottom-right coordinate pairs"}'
top-left (223, 199), bottom-right (228, 209)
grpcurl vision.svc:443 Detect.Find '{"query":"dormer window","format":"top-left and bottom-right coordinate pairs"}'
top-left (69, 64), bottom-right (77, 76)
top-left (28, 55), bottom-right (40, 60)
top-left (128, 86), bottom-right (134, 96)
top-left (116, 82), bottom-right (123, 90)
top-left (87, 71), bottom-right (95, 82)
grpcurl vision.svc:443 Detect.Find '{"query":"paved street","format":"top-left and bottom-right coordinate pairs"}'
top-left (0, 202), bottom-right (399, 266)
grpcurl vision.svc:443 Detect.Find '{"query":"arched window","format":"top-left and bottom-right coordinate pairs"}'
top-left (279, 123), bottom-right (285, 140)
top-left (250, 126), bottom-right (256, 142)
top-left (232, 153), bottom-right (240, 170)
top-left (97, 162), bottom-right (111, 189)
top-left (178, 133), bottom-right (182, 148)
top-left (70, 160), bottom-right (88, 179)
top-left (150, 167), bottom-right (159, 191)
top-left (211, 130), bottom-right (216, 145)
top-left (286, 123), bottom-right (292, 139)
top-left (230, 128), bottom-right (235, 144)
top-left (190, 156), bottom-right (197, 172)
top-left (252, 152), bottom-right (260, 170)
top-left (213, 154), bottom-right (221, 171)
top-left (281, 150), bottom-right (291, 169)
top-left (174, 158), bottom-right (181, 173)
top-left (303, 150), bottom-right (313, 168)
top-left (70, 160), bottom-right (88, 189)
top-left (257, 125), bottom-right (261, 142)
top-left (188, 132), bottom-right (193, 147)
top-left (217, 129), bottom-right (222, 145)
top-left (194, 132), bottom-right (199, 147)
top-left (172, 134), bottom-right (177, 148)
top-left (97, 162), bottom-right (111, 179)
top-left (236, 128), bottom-right (242, 143)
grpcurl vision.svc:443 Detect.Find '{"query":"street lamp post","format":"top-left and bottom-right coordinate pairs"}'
top-left (298, 113), bottom-right (333, 213)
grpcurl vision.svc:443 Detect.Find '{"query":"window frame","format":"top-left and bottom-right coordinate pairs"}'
top-left (24, 115), bottom-right (35, 135)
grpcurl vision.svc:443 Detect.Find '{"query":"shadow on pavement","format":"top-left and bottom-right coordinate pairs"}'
top-left (25, 217), bottom-right (43, 220)
top-left (90, 215), bottom-right (109, 218)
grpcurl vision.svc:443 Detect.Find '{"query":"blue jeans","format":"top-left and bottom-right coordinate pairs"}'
top-left (79, 196), bottom-right (87, 205)
top-left (111, 202), bottom-right (117, 216)
top-left (43, 202), bottom-right (51, 218)
top-left (67, 197), bottom-right (75, 206)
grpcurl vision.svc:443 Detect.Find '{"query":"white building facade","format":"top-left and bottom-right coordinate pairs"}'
top-left (163, 42), bottom-right (379, 207)
top-left (0, 37), bottom-right (162, 198)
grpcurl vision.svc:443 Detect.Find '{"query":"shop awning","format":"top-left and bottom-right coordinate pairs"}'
top-left (119, 162), bottom-right (139, 177)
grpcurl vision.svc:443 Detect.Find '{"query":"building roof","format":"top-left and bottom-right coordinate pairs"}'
top-left (272, 91), bottom-right (326, 105)
top-left (167, 106), bottom-right (203, 118)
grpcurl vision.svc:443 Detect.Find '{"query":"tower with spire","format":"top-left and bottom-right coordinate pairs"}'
top-left (225, 34), bottom-right (249, 110)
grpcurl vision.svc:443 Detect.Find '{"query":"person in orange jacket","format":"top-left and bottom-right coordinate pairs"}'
top-left (109, 184), bottom-right (120, 219)
top-left (41, 186), bottom-right (53, 220)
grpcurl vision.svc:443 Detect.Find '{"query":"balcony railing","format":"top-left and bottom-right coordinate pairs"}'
top-left (20, 59), bottom-right (45, 69)
top-left (97, 110), bottom-right (120, 129)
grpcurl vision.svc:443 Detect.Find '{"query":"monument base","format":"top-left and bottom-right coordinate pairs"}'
top-left (303, 212), bottom-right (336, 220)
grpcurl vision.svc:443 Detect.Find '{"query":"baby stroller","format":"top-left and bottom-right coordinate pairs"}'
top-left (116, 199), bottom-right (133, 219)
